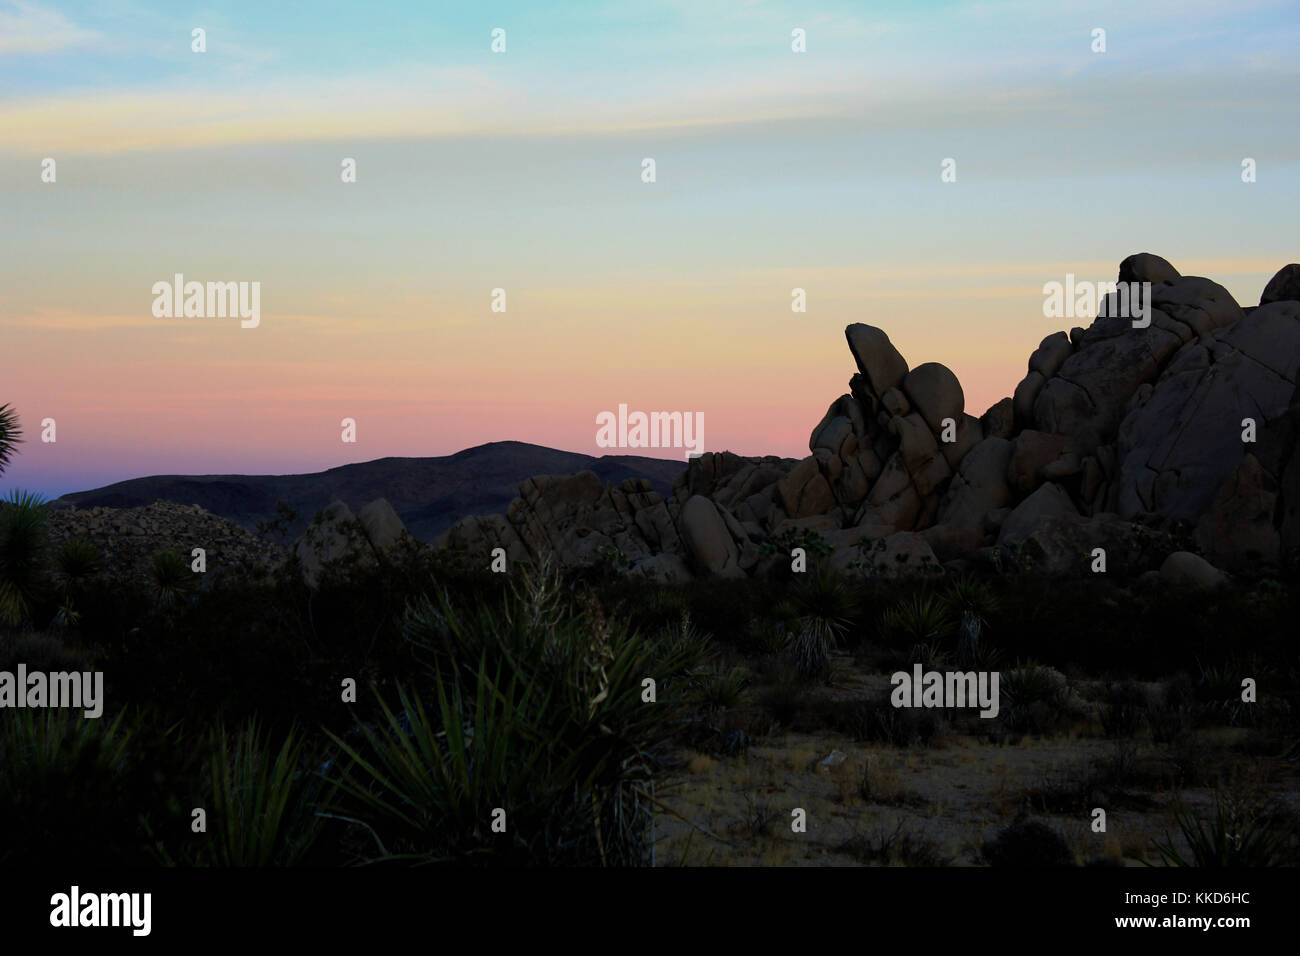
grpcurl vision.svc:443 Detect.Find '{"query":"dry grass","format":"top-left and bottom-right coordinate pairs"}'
top-left (651, 656), bottom-right (1300, 866)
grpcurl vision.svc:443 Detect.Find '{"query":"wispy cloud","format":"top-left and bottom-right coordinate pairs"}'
top-left (0, 1), bottom-right (97, 54)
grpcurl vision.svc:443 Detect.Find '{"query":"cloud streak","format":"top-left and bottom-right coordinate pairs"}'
top-left (0, 2), bottom-right (97, 54)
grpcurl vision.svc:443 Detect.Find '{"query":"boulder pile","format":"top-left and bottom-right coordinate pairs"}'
top-left (438, 255), bottom-right (1300, 585)
top-left (45, 500), bottom-right (288, 583)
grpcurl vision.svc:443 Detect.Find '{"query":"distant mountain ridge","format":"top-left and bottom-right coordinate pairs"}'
top-left (51, 441), bottom-right (687, 542)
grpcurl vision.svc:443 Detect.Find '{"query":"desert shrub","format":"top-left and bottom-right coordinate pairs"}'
top-left (739, 616), bottom-right (788, 656)
top-left (0, 629), bottom-right (91, 674)
top-left (1154, 702), bottom-right (1190, 749)
top-left (832, 698), bottom-right (946, 748)
top-left (841, 818), bottom-right (949, 866)
top-left (679, 576), bottom-right (763, 642)
top-left (757, 677), bottom-right (812, 729)
top-left (620, 584), bottom-right (689, 637)
top-left (1149, 675), bottom-right (1196, 744)
top-left (858, 756), bottom-right (927, 807)
top-left (999, 661), bottom-right (1072, 736)
top-left (739, 792), bottom-right (777, 840)
top-left (1021, 740), bottom-right (1157, 816)
top-left (0, 707), bottom-right (187, 867)
top-left (758, 527), bottom-right (831, 564)
top-left (1100, 679), bottom-right (1150, 738)
top-left (982, 819), bottom-right (1075, 867)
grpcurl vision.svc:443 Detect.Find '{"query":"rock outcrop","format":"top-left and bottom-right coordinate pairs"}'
top-left (439, 257), bottom-right (1300, 583)
top-left (295, 497), bottom-right (416, 586)
top-left (44, 500), bottom-right (288, 584)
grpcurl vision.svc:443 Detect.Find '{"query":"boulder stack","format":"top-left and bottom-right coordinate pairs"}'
top-left (439, 257), bottom-right (1300, 581)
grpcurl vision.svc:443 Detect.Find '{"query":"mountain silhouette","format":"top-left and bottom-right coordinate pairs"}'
top-left (51, 441), bottom-right (687, 541)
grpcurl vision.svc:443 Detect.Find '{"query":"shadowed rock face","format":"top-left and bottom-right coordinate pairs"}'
top-left (437, 256), bottom-right (1300, 583)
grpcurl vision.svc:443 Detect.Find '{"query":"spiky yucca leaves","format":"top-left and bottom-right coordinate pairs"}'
top-left (943, 574), bottom-right (1001, 668)
top-left (0, 490), bottom-right (48, 626)
top-left (403, 557), bottom-right (567, 682)
top-left (0, 403), bottom-right (21, 475)
top-left (878, 592), bottom-right (954, 672)
top-left (879, 593), bottom-right (953, 645)
top-left (788, 570), bottom-right (855, 680)
top-left (658, 609), bottom-right (714, 663)
top-left (358, 564), bottom-right (708, 865)
top-left (696, 665), bottom-right (748, 711)
top-left (147, 548), bottom-right (198, 607)
top-left (183, 720), bottom-right (326, 867)
top-left (327, 667), bottom-right (571, 865)
top-left (886, 640), bottom-right (950, 671)
top-left (55, 537), bottom-right (100, 583)
top-left (50, 537), bottom-right (100, 630)
top-left (0, 708), bottom-right (136, 866)
top-left (942, 573), bottom-right (1001, 620)
top-left (999, 660), bottom-right (1070, 735)
top-left (1153, 794), bottom-right (1296, 867)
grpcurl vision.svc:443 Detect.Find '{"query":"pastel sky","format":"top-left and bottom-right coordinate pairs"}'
top-left (2, 0), bottom-right (1298, 498)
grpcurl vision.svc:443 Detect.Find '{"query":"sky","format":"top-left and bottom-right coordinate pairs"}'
top-left (2, 0), bottom-right (1298, 498)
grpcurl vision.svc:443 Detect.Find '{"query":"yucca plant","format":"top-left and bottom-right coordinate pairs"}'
top-left (697, 666), bottom-right (748, 711)
top-left (886, 640), bottom-right (950, 671)
top-left (50, 537), bottom-right (100, 629)
top-left (402, 558), bottom-right (565, 682)
top-left (325, 666), bottom-right (570, 865)
top-left (656, 609), bottom-right (714, 665)
top-left (0, 490), bottom-right (48, 627)
top-left (0, 403), bottom-right (21, 476)
top-left (1194, 658), bottom-right (1262, 727)
top-left (189, 720), bottom-right (327, 867)
top-left (942, 573), bottom-right (1000, 618)
top-left (0, 707), bottom-right (136, 866)
top-left (943, 574), bottom-right (1000, 668)
top-left (788, 569), bottom-right (855, 679)
top-left (1152, 794), bottom-right (1294, 867)
top-left (878, 593), bottom-right (953, 648)
top-left (357, 570), bottom-right (708, 866)
top-left (55, 537), bottom-right (100, 584)
top-left (147, 548), bottom-right (198, 607)
top-left (999, 660), bottom-right (1070, 735)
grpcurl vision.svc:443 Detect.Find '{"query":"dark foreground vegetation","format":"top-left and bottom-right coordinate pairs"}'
top-left (1, 485), bottom-right (1299, 867)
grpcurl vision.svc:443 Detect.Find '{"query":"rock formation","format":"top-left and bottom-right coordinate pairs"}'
top-left (439, 256), bottom-right (1300, 583)
top-left (45, 500), bottom-right (288, 583)
top-left (295, 497), bottom-right (417, 586)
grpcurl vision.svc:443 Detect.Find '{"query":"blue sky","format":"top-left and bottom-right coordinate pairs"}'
top-left (2, 1), bottom-right (1298, 497)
